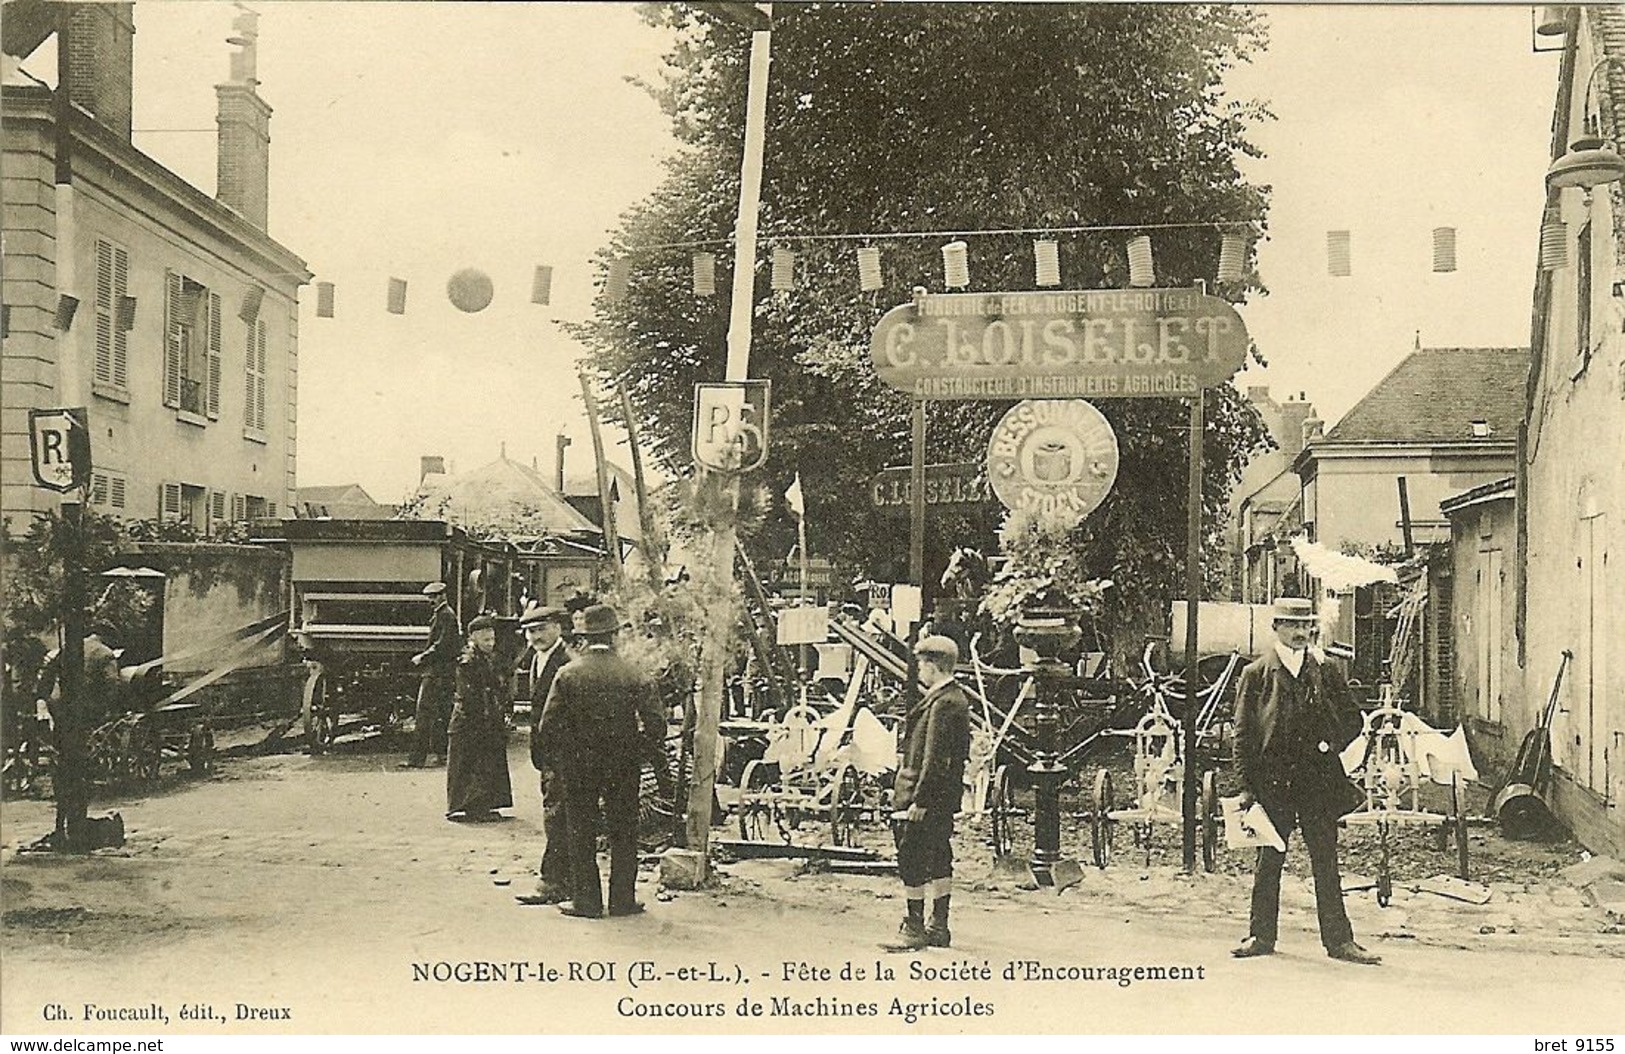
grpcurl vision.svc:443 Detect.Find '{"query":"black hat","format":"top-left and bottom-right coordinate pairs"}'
top-left (578, 603), bottom-right (621, 636)
top-left (467, 613), bottom-right (497, 633)
top-left (519, 604), bottom-right (566, 629)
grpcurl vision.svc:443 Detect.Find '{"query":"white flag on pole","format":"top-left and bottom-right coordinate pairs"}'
top-left (785, 473), bottom-right (804, 518)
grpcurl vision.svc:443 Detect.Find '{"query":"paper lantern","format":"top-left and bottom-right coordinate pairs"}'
top-left (857, 247), bottom-right (883, 292)
top-left (771, 247), bottom-right (796, 292)
top-left (941, 240), bottom-right (970, 289)
top-left (531, 265), bottom-right (553, 306)
top-left (1327, 230), bottom-right (1352, 277)
top-left (117, 295), bottom-right (138, 331)
top-left (692, 253), bottom-right (716, 297)
top-left (1126, 235), bottom-right (1154, 288)
top-left (387, 277), bottom-right (408, 315)
top-left (315, 282), bottom-right (334, 318)
top-left (53, 294), bottom-right (79, 331)
top-left (447, 269), bottom-right (494, 313)
top-left (1432, 227), bottom-right (1457, 273)
top-left (1539, 211), bottom-right (1568, 271)
top-left (238, 285), bottom-right (263, 323)
top-left (1033, 239), bottom-right (1061, 287)
top-left (1217, 232), bottom-right (1247, 283)
top-left (604, 257), bottom-right (631, 303)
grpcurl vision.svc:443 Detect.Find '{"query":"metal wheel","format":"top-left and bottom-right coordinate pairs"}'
top-left (989, 765), bottom-right (1015, 858)
top-left (128, 720), bottom-right (162, 783)
top-left (1091, 768), bottom-right (1114, 869)
top-left (737, 760), bottom-right (772, 841)
top-left (1452, 773), bottom-right (1471, 881)
top-left (303, 670), bottom-right (333, 755)
top-left (188, 723), bottom-right (215, 776)
top-left (1201, 769), bottom-right (1220, 873)
top-left (828, 765), bottom-right (863, 847)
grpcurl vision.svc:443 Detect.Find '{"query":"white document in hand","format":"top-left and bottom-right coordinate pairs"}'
top-left (1222, 795), bottom-right (1287, 852)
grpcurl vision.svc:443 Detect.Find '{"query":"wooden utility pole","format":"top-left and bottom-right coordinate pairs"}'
top-left (1181, 391), bottom-right (1205, 872)
top-left (578, 371), bottom-right (622, 583)
top-left (618, 385), bottom-right (665, 590)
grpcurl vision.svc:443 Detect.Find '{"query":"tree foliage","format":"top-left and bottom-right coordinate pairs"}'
top-left (575, 2), bottom-right (1275, 652)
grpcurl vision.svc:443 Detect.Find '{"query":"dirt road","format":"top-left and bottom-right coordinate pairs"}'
top-left (3, 737), bottom-right (1622, 1036)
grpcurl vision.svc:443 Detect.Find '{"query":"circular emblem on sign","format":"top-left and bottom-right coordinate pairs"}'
top-left (447, 268), bottom-right (495, 313)
top-left (986, 399), bottom-right (1118, 524)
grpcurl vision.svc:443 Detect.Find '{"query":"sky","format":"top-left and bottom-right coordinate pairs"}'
top-left (17, 3), bottom-right (1563, 502)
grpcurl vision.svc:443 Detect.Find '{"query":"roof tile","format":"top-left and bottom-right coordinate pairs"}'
top-left (1322, 347), bottom-right (1529, 444)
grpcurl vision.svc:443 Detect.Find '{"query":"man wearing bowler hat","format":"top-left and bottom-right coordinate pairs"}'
top-left (886, 634), bottom-right (971, 951)
top-left (537, 603), bottom-right (666, 918)
top-left (514, 604), bottom-right (574, 904)
top-left (1232, 597), bottom-right (1380, 965)
top-left (403, 582), bottom-right (460, 768)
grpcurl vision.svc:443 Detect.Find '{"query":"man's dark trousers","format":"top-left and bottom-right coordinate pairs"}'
top-left (562, 761), bottom-right (639, 913)
top-left (410, 673), bottom-right (452, 764)
top-left (538, 767), bottom-right (571, 891)
top-left (1248, 793), bottom-right (1354, 950)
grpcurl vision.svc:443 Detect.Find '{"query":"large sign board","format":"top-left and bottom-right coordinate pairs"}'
top-left (869, 462), bottom-right (993, 515)
top-left (987, 399), bottom-right (1118, 524)
top-left (692, 380), bottom-right (770, 472)
top-left (28, 407), bottom-right (91, 493)
top-left (870, 288), bottom-right (1249, 399)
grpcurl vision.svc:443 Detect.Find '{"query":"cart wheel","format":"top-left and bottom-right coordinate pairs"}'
top-left (1091, 769), bottom-right (1114, 869)
top-left (303, 671), bottom-right (333, 755)
top-left (989, 765), bottom-right (1015, 858)
top-left (1201, 770), bottom-right (1220, 873)
top-left (129, 721), bottom-right (162, 783)
top-left (829, 765), bottom-right (862, 847)
top-left (188, 723), bottom-right (215, 776)
top-left (737, 760), bottom-right (771, 841)
top-left (1452, 773), bottom-right (1470, 881)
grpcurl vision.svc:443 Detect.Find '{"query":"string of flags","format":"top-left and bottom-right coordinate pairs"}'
top-left (301, 221), bottom-right (1500, 320)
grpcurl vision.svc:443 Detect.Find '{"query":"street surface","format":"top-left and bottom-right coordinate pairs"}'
top-left (2, 735), bottom-right (1622, 1036)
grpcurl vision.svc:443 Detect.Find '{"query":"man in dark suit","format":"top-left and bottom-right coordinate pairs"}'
top-left (403, 581), bottom-right (460, 768)
top-left (537, 603), bottom-right (665, 919)
top-left (1232, 597), bottom-right (1380, 965)
top-left (886, 634), bottom-right (972, 951)
top-left (514, 604), bottom-right (574, 905)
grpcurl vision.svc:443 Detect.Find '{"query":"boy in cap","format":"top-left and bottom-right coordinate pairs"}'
top-left (886, 634), bottom-right (971, 951)
top-left (1232, 597), bottom-right (1380, 965)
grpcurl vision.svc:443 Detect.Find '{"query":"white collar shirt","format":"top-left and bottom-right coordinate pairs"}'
top-left (1274, 641), bottom-right (1306, 679)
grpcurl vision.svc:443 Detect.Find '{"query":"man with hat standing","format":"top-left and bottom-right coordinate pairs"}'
top-left (404, 582), bottom-right (460, 768)
top-left (537, 603), bottom-right (665, 918)
top-left (1232, 596), bottom-right (1381, 965)
top-left (886, 634), bottom-right (971, 951)
top-left (445, 613), bottom-right (514, 821)
top-left (514, 604), bottom-right (573, 904)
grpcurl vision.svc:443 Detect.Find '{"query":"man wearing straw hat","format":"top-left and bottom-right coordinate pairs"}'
top-left (1232, 597), bottom-right (1380, 966)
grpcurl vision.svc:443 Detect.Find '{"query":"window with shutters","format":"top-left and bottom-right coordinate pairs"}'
top-left (208, 490), bottom-right (227, 529)
top-left (244, 318), bottom-right (268, 433)
top-left (244, 494), bottom-right (268, 520)
top-left (109, 476), bottom-right (126, 510)
top-left (89, 473), bottom-right (127, 510)
top-left (93, 239), bottom-right (130, 395)
top-left (90, 472), bottom-right (108, 506)
top-left (164, 273), bottom-right (217, 419)
top-left (159, 481), bottom-right (183, 522)
top-left (232, 493), bottom-right (247, 523)
top-left (160, 482), bottom-right (206, 527)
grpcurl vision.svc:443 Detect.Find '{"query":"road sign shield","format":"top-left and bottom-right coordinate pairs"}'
top-left (29, 407), bottom-right (91, 493)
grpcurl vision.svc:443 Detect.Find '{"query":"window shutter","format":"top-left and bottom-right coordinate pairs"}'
top-left (95, 242), bottom-right (114, 384)
top-left (206, 291), bottom-right (222, 419)
top-left (160, 481), bottom-right (182, 521)
top-left (258, 321), bottom-right (269, 429)
top-left (91, 472), bottom-right (108, 506)
top-left (232, 493), bottom-right (246, 522)
top-left (164, 271), bottom-right (182, 407)
top-left (110, 476), bottom-right (126, 510)
top-left (112, 247), bottom-right (129, 387)
top-left (209, 489), bottom-right (227, 527)
top-left (267, 501), bottom-right (277, 519)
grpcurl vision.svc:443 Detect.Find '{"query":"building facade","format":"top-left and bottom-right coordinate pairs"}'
top-left (2, 4), bottom-right (308, 532)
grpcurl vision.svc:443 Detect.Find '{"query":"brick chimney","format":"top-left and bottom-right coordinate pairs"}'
top-left (215, 10), bottom-right (270, 228)
top-left (1302, 414), bottom-right (1325, 448)
top-left (64, 3), bottom-right (135, 141)
top-left (420, 455), bottom-right (446, 480)
top-left (1277, 394), bottom-right (1316, 460)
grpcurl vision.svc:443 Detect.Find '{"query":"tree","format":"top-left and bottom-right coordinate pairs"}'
top-left (575, 3), bottom-right (1275, 654)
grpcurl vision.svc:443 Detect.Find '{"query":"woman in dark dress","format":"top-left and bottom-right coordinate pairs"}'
top-left (445, 614), bottom-right (514, 821)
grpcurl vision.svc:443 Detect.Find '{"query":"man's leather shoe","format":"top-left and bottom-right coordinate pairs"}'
top-left (924, 923), bottom-right (951, 948)
top-left (1326, 941), bottom-right (1381, 965)
top-left (608, 902), bottom-right (646, 917)
top-left (1230, 936), bottom-right (1275, 958)
top-left (558, 904), bottom-right (602, 919)
top-left (880, 917), bottom-right (929, 952)
top-left (516, 888), bottom-right (571, 906)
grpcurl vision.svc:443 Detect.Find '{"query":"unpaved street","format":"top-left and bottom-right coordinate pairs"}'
top-left (3, 737), bottom-right (1623, 1036)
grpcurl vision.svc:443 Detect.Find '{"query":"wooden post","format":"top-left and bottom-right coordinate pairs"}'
top-left (1181, 391), bottom-right (1205, 872)
top-left (905, 400), bottom-right (927, 704)
top-left (578, 371), bottom-right (622, 582)
top-left (1397, 476), bottom-right (1415, 558)
top-left (617, 385), bottom-right (665, 590)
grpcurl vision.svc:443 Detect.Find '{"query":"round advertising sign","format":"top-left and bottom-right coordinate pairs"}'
top-left (986, 399), bottom-right (1118, 523)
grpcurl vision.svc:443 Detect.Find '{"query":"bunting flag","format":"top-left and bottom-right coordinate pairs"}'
top-left (117, 294), bottom-right (138, 331)
top-left (1327, 230), bottom-right (1352, 277)
top-left (785, 472), bottom-right (804, 518)
top-left (1126, 235), bottom-right (1154, 287)
top-left (1217, 232), bottom-right (1246, 283)
top-left (387, 277), bottom-right (408, 315)
top-left (53, 294), bottom-right (78, 331)
top-left (1431, 227), bottom-right (1457, 273)
top-left (692, 252), bottom-right (716, 297)
top-left (941, 240), bottom-right (970, 289)
top-left (1033, 239), bottom-right (1061, 287)
top-left (238, 285), bottom-right (263, 323)
top-left (1539, 210), bottom-right (1568, 271)
top-left (531, 265), bottom-right (553, 306)
top-left (771, 246), bottom-right (796, 292)
top-left (604, 257), bottom-right (631, 302)
top-left (856, 246), bottom-right (883, 292)
top-left (315, 281), bottom-right (335, 318)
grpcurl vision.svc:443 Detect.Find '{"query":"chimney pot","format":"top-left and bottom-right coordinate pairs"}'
top-left (420, 455), bottom-right (445, 480)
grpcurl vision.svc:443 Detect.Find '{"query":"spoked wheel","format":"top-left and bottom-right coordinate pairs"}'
top-left (1091, 768), bottom-right (1115, 869)
top-left (1451, 773), bottom-right (1470, 881)
top-left (1377, 820), bottom-right (1393, 908)
top-left (737, 760), bottom-right (773, 841)
top-left (188, 723), bottom-right (215, 776)
top-left (828, 765), bottom-right (863, 847)
top-left (1201, 770), bottom-right (1220, 873)
top-left (128, 720), bottom-right (162, 784)
top-left (988, 765), bottom-right (1015, 858)
top-left (303, 671), bottom-right (334, 755)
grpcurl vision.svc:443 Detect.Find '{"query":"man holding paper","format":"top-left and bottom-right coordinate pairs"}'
top-left (1232, 598), bottom-right (1381, 966)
